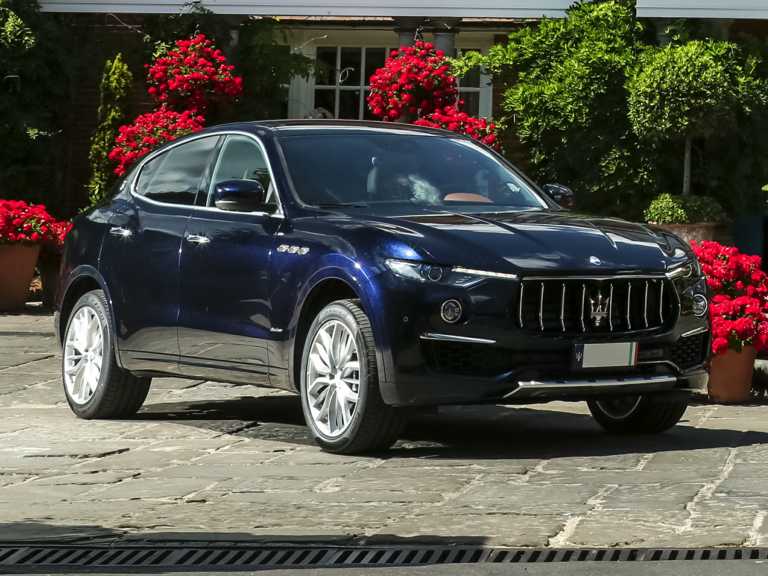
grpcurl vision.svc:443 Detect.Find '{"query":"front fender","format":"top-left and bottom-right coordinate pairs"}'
top-left (284, 253), bottom-right (393, 389)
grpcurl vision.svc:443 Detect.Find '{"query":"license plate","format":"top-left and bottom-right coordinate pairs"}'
top-left (575, 342), bottom-right (638, 369)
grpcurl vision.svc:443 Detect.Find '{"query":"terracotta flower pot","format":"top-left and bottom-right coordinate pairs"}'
top-left (708, 345), bottom-right (757, 403)
top-left (0, 244), bottom-right (40, 312)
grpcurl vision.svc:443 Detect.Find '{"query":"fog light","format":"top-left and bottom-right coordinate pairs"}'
top-left (693, 294), bottom-right (709, 317)
top-left (441, 299), bottom-right (463, 324)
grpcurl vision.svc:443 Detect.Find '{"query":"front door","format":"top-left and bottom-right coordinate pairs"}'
top-left (100, 135), bottom-right (220, 373)
top-left (177, 134), bottom-right (283, 384)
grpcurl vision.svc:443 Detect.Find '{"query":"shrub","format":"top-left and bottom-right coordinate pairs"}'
top-left (146, 33), bottom-right (243, 113)
top-left (108, 107), bottom-right (205, 176)
top-left (367, 40), bottom-right (458, 122)
top-left (452, 0), bottom-right (651, 217)
top-left (413, 107), bottom-right (500, 149)
top-left (86, 53), bottom-right (133, 206)
top-left (627, 40), bottom-right (766, 196)
top-left (644, 193), bottom-right (725, 224)
top-left (692, 241), bottom-right (768, 355)
top-left (0, 199), bottom-right (58, 244)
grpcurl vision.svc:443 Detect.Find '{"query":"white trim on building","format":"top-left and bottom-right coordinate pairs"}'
top-left (636, 1), bottom-right (768, 20)
top-left (39, 0), bottom-right (571, 17)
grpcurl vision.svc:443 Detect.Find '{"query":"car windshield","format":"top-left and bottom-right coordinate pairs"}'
top-left (278, 130), bottom-right (547, 212)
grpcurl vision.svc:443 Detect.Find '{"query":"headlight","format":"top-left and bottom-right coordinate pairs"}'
top-left (384, 259), bottom-right (518, 286)
top-left (666, 258), bottom-right (702, 280)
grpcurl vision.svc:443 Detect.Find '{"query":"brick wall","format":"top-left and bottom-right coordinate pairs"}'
top-left (57, 14), bottom-right (152, 215)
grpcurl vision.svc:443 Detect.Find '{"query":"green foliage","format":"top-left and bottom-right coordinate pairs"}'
top-left (86, 54), bottom-right (133, 206)
top-left (628, 41), bottom-right (761, 142)
top-left (644, 193), bottom-right (725, 224)
top-left (235, 18), bottom-right (312, 120)
top-left (452, 0), bottom-right (652, 218)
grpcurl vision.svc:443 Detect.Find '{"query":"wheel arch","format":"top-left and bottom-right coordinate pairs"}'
top-left (58, 267), bottom-right (124, 367)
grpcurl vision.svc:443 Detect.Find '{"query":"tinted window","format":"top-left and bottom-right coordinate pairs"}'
top-left (135, 137), bottom-right (218, 205)
top-left (208, 135), bottom-right (277, 210)
top-left (278, 131), bottom-right (545, 212)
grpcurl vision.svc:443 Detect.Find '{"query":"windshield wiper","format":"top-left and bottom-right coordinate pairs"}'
top-left (314, 202), bottom-right (369, 208)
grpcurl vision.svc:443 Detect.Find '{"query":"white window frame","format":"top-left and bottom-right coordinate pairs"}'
top-left (287, 29), bottom-right (494, 120)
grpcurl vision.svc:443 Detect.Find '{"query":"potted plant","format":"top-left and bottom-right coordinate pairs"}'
top-left (645, 193), bottom-right (730, 244)
top-left (692, 240), bottom-right (768, 403)
top-left (0, 200), bottom-right (57, 311)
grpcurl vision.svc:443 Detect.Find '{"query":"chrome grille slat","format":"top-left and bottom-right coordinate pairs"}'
top-left (643, 281), bottom-right (649, 328)
top-left (560, 284), bottom-right (566, 333)
top-left (518, 276), bottom-right (675, 336)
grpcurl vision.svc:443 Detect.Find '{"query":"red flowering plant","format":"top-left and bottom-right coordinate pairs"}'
top-left (414, 107), bottom-right (501, 150)
top-left (0, 200), bottom-right (58, 245)
top-left (367, 41), bottom-right (458, 122)
top-left (147, 34), bottom-right (243, 113)
top-left (691, 240), bottom-right (768, 355)
top-left (109, 107), bottom-right (205, 176)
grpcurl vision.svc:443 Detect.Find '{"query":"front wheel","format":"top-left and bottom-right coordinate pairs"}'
top-left (587, 393), bottom-right (688, 434)
top-left (300, 299), bottom-right (406, 454)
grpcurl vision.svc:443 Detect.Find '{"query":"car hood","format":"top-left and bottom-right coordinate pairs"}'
top-left (365, 210), bottom-right (684, 274)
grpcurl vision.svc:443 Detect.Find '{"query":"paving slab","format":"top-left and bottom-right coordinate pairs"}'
top-left (2, 309), bottom-right (768, 548)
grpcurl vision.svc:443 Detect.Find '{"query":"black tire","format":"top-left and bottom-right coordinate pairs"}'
top-left (299, 299), bottom-right (406, 454)
top-left (61, 290), bottom-right (151, 419)
top-left (587, 393), bottom-right (688, 434)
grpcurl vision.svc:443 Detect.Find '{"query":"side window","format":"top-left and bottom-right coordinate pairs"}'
top-left (208, 135), bottom-right (276, 210)
top-left (135, 136), bottom-right (218, 206)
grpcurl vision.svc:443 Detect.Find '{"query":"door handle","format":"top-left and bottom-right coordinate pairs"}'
top-left (109, 226), bottom-right (133, 238)
top-left (186, 234), bottom-right (211, 245)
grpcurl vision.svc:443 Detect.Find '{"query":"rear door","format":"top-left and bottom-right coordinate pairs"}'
top-left (100, 135), bottom-right (220, 373)
top-left (177, 133), bottom-right (283, 384)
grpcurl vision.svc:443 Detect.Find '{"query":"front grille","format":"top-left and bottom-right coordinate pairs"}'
top-left (671, 332), bottom-right (709, 370)
top-left (518, 276), bottom-right (676, 336)
top-left (423, 340), bottom-right (569, 378)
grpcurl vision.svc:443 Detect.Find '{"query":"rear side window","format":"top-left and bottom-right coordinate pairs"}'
top-left (135, 136), bottom-right (218, 205)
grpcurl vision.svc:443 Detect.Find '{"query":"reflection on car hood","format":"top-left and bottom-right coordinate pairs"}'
top-left (371, 210), bottom-right (680, 273)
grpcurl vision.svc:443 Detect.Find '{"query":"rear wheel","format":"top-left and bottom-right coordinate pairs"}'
top-left (587, 393), bottom-right (688, 434)
top-left (62, 290), bottom-right (150, 419)
top-left (300, 299), bottom-right (405, 454)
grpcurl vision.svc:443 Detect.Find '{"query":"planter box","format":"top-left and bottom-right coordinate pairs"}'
top-left (0, 244), bottom-right (40, 312)
top-left (654, 223), bottom-right (732, 246)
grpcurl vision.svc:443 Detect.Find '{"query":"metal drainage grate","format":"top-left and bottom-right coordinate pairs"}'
top-left (1, 544), bottom-right (767, 572)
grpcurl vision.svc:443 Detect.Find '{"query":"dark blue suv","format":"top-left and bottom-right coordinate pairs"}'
top-left (55, 120), bottom-right (709, 453)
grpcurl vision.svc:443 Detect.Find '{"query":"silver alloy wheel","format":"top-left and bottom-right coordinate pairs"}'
top-left (306, 319), bottom-right (361, 438)
top-left (63, 306), bottom-right (105, 405)
top-left (595, 395), bottom-right (642, 420)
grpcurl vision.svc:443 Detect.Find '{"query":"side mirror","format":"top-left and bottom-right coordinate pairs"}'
top-left (542, 183), bottom-right (575, 209)
top-left (214, 179), bottom-right (267, 212)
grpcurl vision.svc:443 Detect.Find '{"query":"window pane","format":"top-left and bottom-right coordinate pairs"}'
top-left (339, 90), bottom-right (361, 119)
top-left (314, 89), bottom-right (336, 117)
top-left (209, 135), bottom-right (273, 208)
top-left (340, 47), bottom-right (361, 86)
top-left (136, 137), bottom-right (218, 206)
top-left (365, 48), bottom-right (386, 84)
top-left (461, 91), bottom-right (480, 116)
top-left (315, 47), bottom-right (337, 86)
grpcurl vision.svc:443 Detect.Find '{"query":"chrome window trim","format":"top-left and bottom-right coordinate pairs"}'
top-left (130, 130), bottom-right (285, 219)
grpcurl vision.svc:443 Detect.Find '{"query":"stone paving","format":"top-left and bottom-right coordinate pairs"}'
top-left (2, 308), bottom-right (768, 548)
